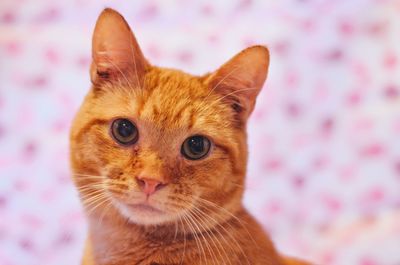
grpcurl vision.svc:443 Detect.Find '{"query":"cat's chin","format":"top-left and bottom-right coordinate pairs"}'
top-left (113, 200), bottom-right (179, 226)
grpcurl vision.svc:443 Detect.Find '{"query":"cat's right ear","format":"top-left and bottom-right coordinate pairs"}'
top-left (90, 8), bottom-right (149, 86)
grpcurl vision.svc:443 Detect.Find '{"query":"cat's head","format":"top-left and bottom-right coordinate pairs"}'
top-left (70, 8), bottom-right (269, 227)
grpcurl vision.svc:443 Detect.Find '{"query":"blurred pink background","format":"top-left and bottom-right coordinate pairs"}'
top-left (1, 0), bottom-right (400, 264)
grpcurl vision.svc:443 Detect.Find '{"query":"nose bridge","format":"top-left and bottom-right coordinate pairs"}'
top-left (138, 149), bottom-right (165, 182)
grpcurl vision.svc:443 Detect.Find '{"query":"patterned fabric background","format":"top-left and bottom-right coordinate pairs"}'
top-left (1, 0), bottom-right (400, 264)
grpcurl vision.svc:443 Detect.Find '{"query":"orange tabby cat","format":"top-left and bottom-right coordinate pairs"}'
top-left (70, 8), bottom-right (311, 265)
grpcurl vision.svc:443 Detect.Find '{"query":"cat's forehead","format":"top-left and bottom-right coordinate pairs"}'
top-left (100, 68), bottom-right (228, 132)
top-left (138, 68), bottom-right (223, 130)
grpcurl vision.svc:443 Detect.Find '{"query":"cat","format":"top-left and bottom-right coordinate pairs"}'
top-left (70, 8), bottom-right (311, 265)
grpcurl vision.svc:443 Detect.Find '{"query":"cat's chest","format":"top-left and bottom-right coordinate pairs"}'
top-left (95, 238), bottom-right (185, 265)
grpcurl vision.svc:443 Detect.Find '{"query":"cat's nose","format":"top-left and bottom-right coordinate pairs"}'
top-left (135, 177), bottom-right (167, 196)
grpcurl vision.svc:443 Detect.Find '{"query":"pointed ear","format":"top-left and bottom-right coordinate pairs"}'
top-left (204, 46), bottom-right (269, 120)
top-left (90, 8), bottom-right (149, 85)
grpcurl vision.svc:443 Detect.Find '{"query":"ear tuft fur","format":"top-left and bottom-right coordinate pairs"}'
top-left (91, 8), bottom-right (149, 86)
top-left (204, 46), bottom-right (270, 119)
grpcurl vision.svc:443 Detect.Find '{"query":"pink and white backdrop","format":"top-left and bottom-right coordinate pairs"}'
top-left (1, 0), bottom-right (400, 264)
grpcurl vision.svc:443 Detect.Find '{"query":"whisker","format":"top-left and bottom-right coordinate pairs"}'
top-left (228, 181), bottom-right (256, 191)
top-left (104, 55), bottom-right (136, 91)
top-left (192, 205), bottom-right (242, 265)
top-left (82, 192), bottom-right (106, 206)
top-left (77, 182), bottom-right (127, 198)
top-left (196, 199), bottom-right (257, 261)
top-left (189, 208), bottom-right (226, 265)
top-left (72, 173), bottom-right (106, 179)
top-left (98, 200), bottom-right (113, 227)
top-left (200, 204), bottom-right (250, 265)
top-left (73, 174), bottom-right (129, 186)
top-left (206, 87), bottom-right (259, 110)
top-left (204, 64), bottom-right (242, 101)
top-left (162, 195), bottom-right (233, 264)
top-left (197, 208), bottom-right (235, 265)
top-left (182, 214), bottom-right (206, 265)
top-left (179, 215), bottom-right (186, 265)
top-left (186, 210), bottom-right (215, 265)
top-left (86, 195), bottom-right (111, 216)
top-left (77, 185), bottom-right (102, 193)
top-left (105, 184), bottom-right (128, 193)
top-left (197, 198), bottom-right (248, 226)
top-left (79, 189), bottom-right (104, 201)
top-left (174, 218), bottom-right (178, 242)
top-left (105, 181), bottom-right (128, 186)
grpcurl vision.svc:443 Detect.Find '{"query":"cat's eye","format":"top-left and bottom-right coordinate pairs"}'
top-left (111, 118), bottom-right (138, 145)
top-left (181, 135), bottom-right (211, 160)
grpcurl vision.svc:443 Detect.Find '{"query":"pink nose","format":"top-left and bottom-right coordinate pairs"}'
top-left (136, 177), bottom-right (166, 196)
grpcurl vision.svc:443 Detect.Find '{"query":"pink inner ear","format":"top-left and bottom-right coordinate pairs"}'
top-left (206, 46), bottom-right (270, 115)
top-left (91, 8), bottom-right (149, 84)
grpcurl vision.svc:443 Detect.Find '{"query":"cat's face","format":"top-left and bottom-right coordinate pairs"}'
top-left (70, 9), bottom-right (269, 226)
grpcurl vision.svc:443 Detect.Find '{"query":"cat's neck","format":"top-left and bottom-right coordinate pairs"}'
top-left (87, 204), bottom-right (247, 245)
top-left (84, 206), bottom-right (282, 265)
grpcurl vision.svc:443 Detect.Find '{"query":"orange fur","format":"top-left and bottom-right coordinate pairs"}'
top-left (70, 8), bottom-right (311, 265)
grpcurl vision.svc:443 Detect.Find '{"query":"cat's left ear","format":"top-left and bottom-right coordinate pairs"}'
top-left (204, 46), bottom-right (269, 119)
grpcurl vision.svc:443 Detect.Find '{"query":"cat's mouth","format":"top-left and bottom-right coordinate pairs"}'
top-left (124, 203), bottom-right (164, 214)
top-left (112, 198), bottom-right (172, 225)
top-left (108, 191), bottom-right (193, 225)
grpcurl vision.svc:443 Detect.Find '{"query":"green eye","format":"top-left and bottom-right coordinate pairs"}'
top-left (181, 135), bottom-right (211, 160)
top-left (111, 118), bottom-right (138, 145)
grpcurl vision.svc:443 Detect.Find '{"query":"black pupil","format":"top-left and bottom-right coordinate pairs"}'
top-left (117, 120), bottom-right (135, 138)
top-left (188, 136), bottom-right (204, 154)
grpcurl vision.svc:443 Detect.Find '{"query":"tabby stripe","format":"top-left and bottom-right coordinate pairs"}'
top-left (74, 118), bottom-right (110, 142)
